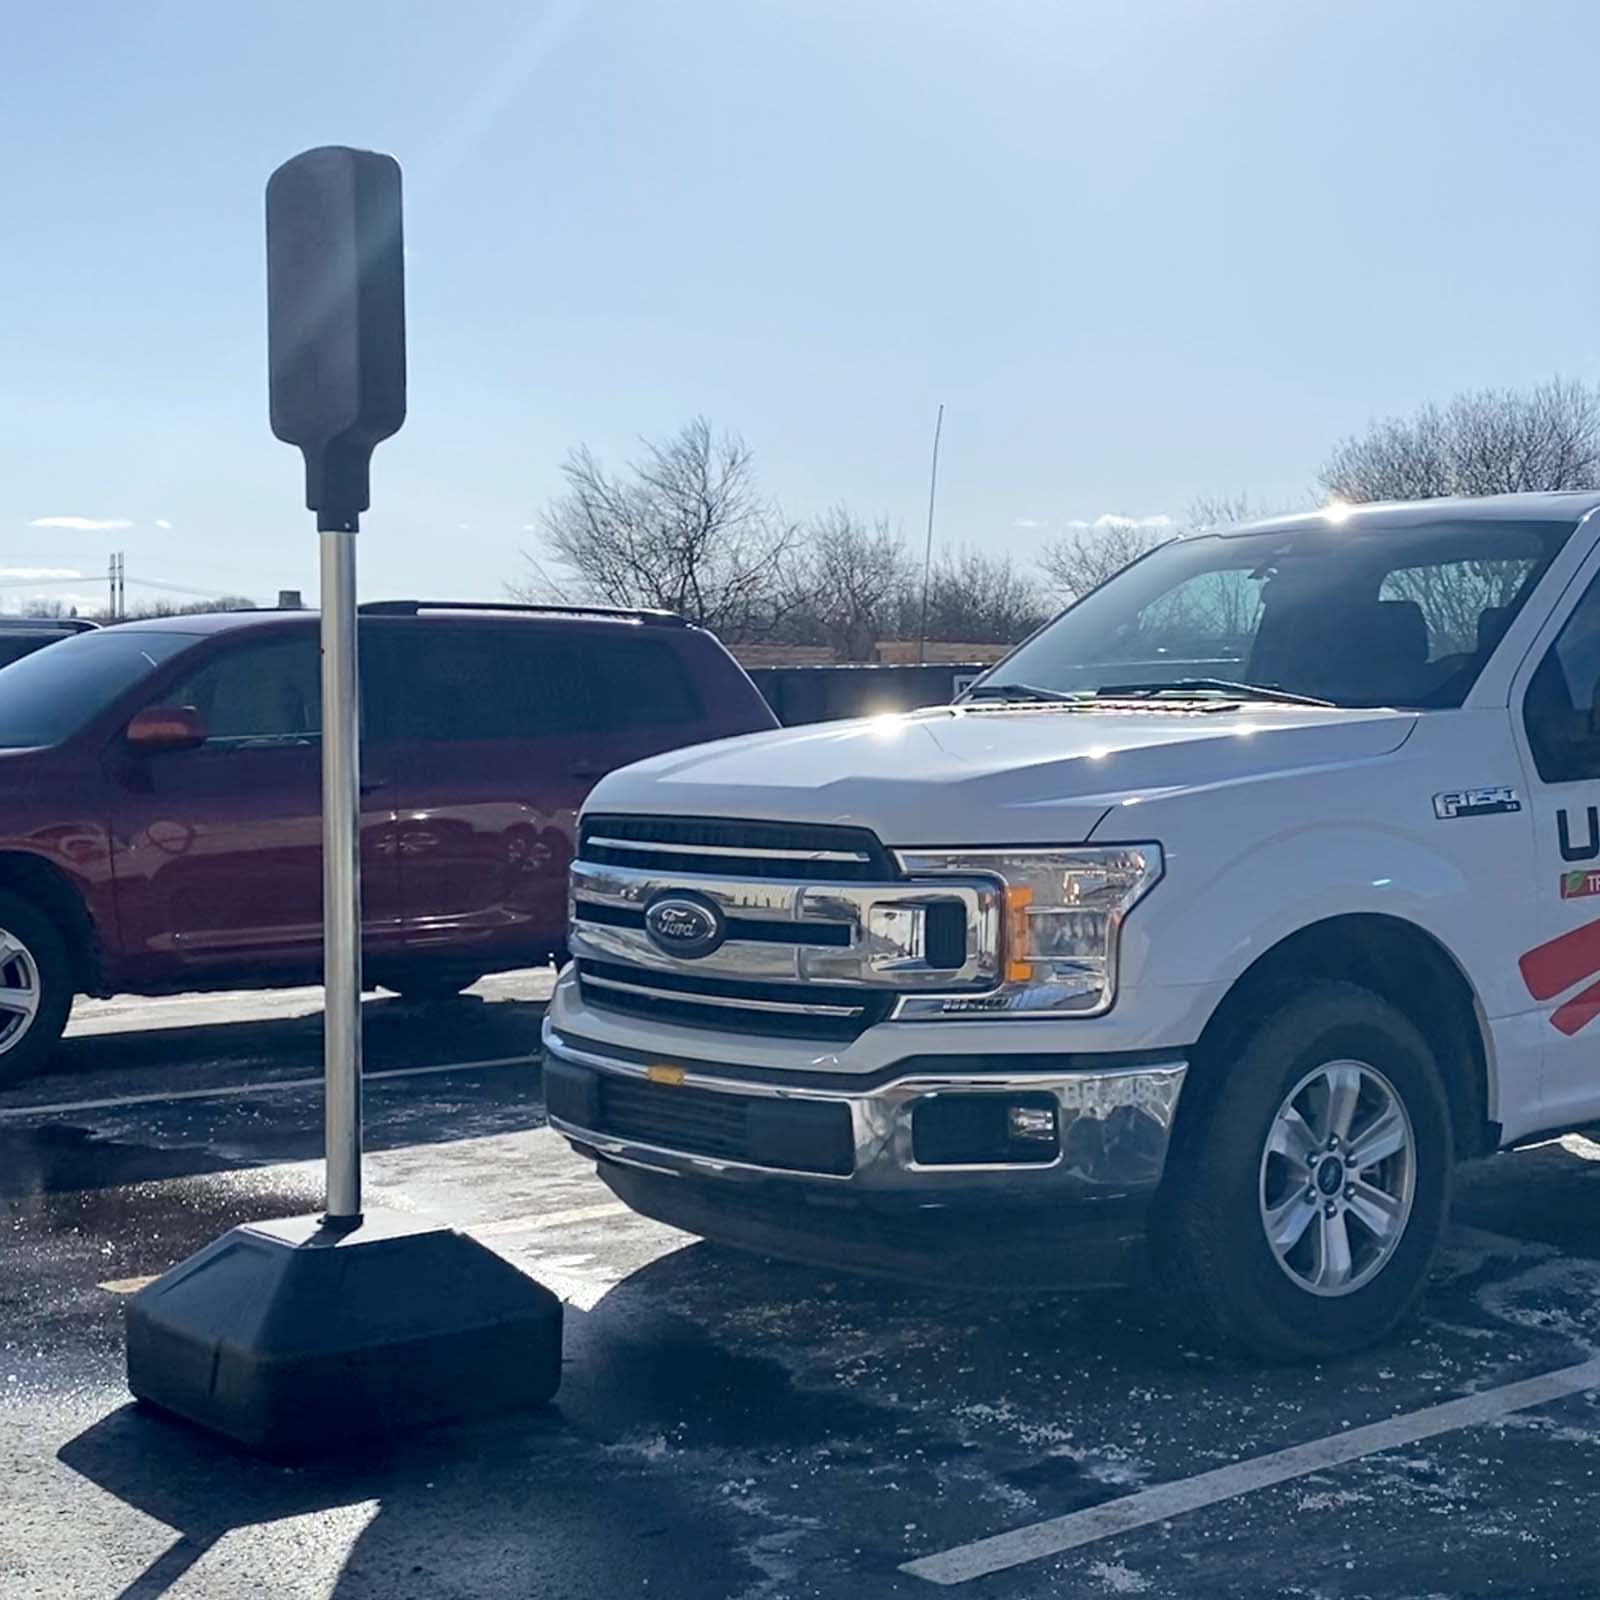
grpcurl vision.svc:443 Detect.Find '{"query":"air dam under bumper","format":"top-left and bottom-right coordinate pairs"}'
top-left (541, 1026), bottom-right (1188, 1288)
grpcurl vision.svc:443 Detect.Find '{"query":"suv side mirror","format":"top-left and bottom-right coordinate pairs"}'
top-left (127, 705), bottom-right (207, 752)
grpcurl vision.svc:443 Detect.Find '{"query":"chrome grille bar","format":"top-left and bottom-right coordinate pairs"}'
top-left (581, 970), bottom-right (865, 1019)
top-left (586, 835), bottom-right (871, 865)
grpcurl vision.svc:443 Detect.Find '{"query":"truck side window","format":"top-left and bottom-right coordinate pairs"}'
top-left (1525, 571), bottom-right (1600, 783)
top-left (165, 636), bottom-right (322, 749)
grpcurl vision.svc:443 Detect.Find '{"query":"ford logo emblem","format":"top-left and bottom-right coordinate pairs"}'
top-left (643, 894), bottom-right (726, 960)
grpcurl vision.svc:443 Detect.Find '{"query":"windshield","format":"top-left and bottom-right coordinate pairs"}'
top-left (0, 628), bottom-right (192, 748)
top-left (977, 517), bottom-right (1576, 710)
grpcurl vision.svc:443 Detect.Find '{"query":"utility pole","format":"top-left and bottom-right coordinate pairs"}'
top-left (107, 551), bottom-right (125, 619)
top-left (916, 404), bottom-right (945, 666)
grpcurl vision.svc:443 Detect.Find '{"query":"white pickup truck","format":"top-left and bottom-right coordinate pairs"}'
top-left (543, 491), bottom-right (1600, 1359)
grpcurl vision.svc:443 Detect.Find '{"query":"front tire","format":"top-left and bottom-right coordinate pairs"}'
top-left (1157, 980), bottom-right (1452, 1361)
top-left (0, 889), bottom-right (74, 1087)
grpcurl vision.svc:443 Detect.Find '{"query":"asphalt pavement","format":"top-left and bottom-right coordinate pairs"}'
top-left (5, 975), bottom-right (1600, 1598)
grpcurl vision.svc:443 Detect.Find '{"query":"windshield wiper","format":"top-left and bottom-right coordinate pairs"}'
top-left (1094, 677), bottom-right (1335, 708)
top-left (962, 681), bottom-right (1084, 703)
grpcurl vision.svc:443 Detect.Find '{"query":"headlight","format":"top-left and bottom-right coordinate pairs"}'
top-left (891, 846), bottom-right (1163, 1019)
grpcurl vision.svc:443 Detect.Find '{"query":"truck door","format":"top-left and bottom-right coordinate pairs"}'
top-left (1512, 546), bottom-right (1600, 1126)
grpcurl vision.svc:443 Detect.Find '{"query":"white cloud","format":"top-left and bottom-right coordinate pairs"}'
top-left (153, 518), bottom-right (172, 530)
top-left (1091, 512), bottom-right (1175, 531)
top-left (522, 523), bottom-right (537, 532)
top-left (28, 515), bottom-right (134, 532)
top-left (1012, 518), bottom-right (1044, 529)
top-left (0, 567), bottom-right (81, 580)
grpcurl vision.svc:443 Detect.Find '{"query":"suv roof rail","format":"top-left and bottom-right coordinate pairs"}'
top-left (358, 599), bottom-right (688, 627)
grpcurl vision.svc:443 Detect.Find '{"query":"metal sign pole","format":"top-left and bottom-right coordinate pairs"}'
top-left (319, 520), bottom-right (362, 1223)
top-left (124, 145), bottom-right (562, 1459)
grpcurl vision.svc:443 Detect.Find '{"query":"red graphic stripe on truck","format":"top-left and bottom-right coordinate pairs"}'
top-left (1551, 976), bottom-right (1600, 1036)
top-left (1519, 917), bottom-right (1600, 1004)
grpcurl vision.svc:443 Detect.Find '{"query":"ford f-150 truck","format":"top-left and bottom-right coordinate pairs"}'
top-left (543, 491), bottom-right (1600, 1358)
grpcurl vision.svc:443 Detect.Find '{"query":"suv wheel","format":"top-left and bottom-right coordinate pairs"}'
top-left (1158, 980), bottom-right (1452, 1361)
top-left (383, 972), bottom-right (484, 1006)
top-left (0, 889), bottom-right (74, 1087)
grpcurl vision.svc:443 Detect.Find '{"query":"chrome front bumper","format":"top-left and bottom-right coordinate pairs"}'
top-left (542, 1024), bottom-right (1188, 1202)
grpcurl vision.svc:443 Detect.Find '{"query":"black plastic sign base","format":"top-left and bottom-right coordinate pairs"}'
top-left (125, 1209), bottom-right (562, 1461)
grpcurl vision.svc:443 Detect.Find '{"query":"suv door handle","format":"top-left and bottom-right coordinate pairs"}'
top-left (571, 761), bottom-right (603, 779)
top-left (360, 778), bottom-right (390, 795)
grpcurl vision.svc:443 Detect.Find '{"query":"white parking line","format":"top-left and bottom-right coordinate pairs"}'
top-left (902, 1354), bottom-right (1600, 1585)
top-left (0, 1054), bottom-right (536, 1121)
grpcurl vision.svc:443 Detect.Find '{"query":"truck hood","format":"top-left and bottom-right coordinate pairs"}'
top-left (585, 702), bottom-right (1418, 846)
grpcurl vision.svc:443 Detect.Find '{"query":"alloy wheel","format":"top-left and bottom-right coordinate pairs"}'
top-left (1258, 1058), bottom-right (1417, 1298)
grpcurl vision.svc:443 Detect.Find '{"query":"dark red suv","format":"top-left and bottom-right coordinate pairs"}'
top-left (0, 600), bottom-right (775, 1081)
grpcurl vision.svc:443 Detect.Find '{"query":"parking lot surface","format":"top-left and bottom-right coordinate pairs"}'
top-left (6, 977), bottom-right (1600, 1598)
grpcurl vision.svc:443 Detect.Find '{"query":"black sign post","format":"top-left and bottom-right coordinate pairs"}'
top-left (122, 147), bottom-right (562, 1460)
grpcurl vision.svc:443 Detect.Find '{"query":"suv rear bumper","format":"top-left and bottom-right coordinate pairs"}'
top-left (541, 1017), bottom-right (1188, 1285)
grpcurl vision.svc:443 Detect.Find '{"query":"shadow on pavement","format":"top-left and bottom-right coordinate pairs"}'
top-left (55, 1233), bottom-right (1204, 1600)
top-left (0, 992), bottom-right (549, 1205)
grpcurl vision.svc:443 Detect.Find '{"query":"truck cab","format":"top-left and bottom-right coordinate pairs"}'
top-left (543, 491), bottom-right (1600, 1358)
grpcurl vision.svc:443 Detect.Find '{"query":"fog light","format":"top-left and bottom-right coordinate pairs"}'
top-left (1007, 1104), bottom-right (1058, 1143)
top-left (911, 1092), bottom-right (1060, 1165)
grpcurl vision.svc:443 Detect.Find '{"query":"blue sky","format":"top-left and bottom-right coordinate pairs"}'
top-left (3, 0), bottom-right (1599, 614)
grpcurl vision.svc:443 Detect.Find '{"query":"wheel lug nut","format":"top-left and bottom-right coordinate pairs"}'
top-left (1344, 1185), bottom-right (1355, 1200)
top-left (1324, 1202), bottom-right (1337, 1217)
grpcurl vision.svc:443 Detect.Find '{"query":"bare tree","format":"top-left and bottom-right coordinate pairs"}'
top-left (100, 596), bottom-right (257, 623)
top-left (1320, 378), bottom-right (1600, 503)
top-left (1184, 493), bottom-right (1286, 530)
top-left (782, 508), bottom-right (912, 660)
top-left (521, 417), bottom-right (798, 642)
top-left (1038, 518), bottom-right (1172, 600)
top-left (898, 548), bottom-right (1050, 645)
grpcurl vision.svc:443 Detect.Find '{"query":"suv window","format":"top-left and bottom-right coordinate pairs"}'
top-left (588, 636), bottom-right (701, 731)
top-left (0, 628), bottom-right (192, 749)
top-left (167, 635), bottom-right (321, 748)
top-left (399, 627), bottom-right (700, 741)
top-left (1526, 570), bottom-right (1600, 782)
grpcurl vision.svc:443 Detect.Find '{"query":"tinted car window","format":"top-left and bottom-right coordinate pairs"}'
top-left (0, 628), bottom-right (192, 748)
top-left (400, 628), bottom-right (589, 741)
top-left (167, 636), bottom-right (322, 746)
top-left (588, 637), bottom-right (702, 731)
top-left (396, 626), bottom-right (703, 741)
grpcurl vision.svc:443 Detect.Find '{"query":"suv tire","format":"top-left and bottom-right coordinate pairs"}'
top-left (1157, 980), bottom-right (1452, 1362)
top-left (0, 889), bottom-right (75, 1087)
top-left (383, 972), bottom-right (484, 1006)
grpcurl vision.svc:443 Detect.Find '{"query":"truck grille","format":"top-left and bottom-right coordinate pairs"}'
top-left (580, 814), bottom-right (894, 882)
top-left (570, 815), bottom-right (999, 1039)
top-left (576, 958), bottom-right (891, 1041)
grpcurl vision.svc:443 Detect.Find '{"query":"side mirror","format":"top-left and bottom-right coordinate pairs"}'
top-left (127, 706), bottom-right (207, 752)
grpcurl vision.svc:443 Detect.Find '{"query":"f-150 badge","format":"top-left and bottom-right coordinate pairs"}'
top-left (1433, 787), bottom-right (1521, 820)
